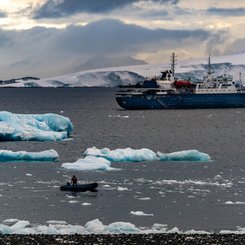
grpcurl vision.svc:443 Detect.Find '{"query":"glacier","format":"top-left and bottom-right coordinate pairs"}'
top-left (61, 156), bottom-right (112, 171)
top-left (0, 111), bottom-right (73, 141)
top-left (0, 149), bottom-right (58, 162)
top-left (84, 147), bottom-right (158, 162)
top-left (84, 147), bottom-right (210, 162)
top-left (1, 52), bottom-right (244, 88)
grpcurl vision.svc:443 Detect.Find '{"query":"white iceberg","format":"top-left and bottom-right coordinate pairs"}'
top-left (157, 150), bottom-right (211, 162)
top-left (62, 156), bottom-right (112, 171)
top-left (0, 218), bottom-right (213, 234)
top-left (0, 111), bottom-right (73, 141)
top-left (0, 149), bottom-right (58, 162)
top-left (84, 147), bottom-right (158, 162)
top-left (130, 211), bottom-right (154, 216)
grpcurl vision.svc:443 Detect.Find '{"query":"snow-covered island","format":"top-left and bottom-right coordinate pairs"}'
top-left (1, 52), bottom-right (245, 88)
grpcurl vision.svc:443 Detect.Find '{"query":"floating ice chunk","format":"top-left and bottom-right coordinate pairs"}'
top-left (62, 156), bottom-right (112, 171)
top-left (81, 202), bottom-right (92, 206)
top-left (47, 221), bottom-right (67, 225)
top-left (0, 111), bottom-right (73, 141)
top-left (84, 219), bottom-right (105, 233)
top-left (69, 200), bottom-right (79, 204)
top-left (225, 201), bottom-right (245, 205)
top-left (130, 211), bottom-right (154, 216)
top-left (84, 147), bottom-right (211, 162)
top-left (118, 186), bottom-right (128, 191)
top-left (84, 147), bottom-right (158, 162)
top-left (0, 149), bottom-right (58, 162)
top-left (3, 219), bottom-right (18, 223)
top-left (157, 150), bottom-right (211, 162)
top-left (105, 222), bottom-right (140, 234)
top-left (138, 197), bottom-right (151, 200)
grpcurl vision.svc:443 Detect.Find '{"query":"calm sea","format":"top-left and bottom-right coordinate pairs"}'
top-left (0, 88), bottom-right (244, 232)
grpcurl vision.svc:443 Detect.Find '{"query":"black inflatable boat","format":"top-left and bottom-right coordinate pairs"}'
top-left (60, 182), bottom-right (98, 192)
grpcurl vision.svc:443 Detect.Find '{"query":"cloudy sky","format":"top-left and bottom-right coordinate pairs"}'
top-left (0, 0), bottom-right (244, 79)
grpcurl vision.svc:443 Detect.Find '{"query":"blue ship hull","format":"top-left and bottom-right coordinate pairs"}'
top-left (116, 93), bottom-right (245, 109)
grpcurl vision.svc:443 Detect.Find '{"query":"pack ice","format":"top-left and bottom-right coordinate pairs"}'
top-left (0, 111), bottom-right (73, 141)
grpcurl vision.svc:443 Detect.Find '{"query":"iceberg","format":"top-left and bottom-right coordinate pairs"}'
top-left (0, 149), bottom-right (58, 162)
top-left (0, 111), bottom-right (73, 141)
top-left (157, 150), bottom-right (211, 162)
top-left (84, 147), bottom-right (158, 162)
top-left (0, 218), bottom-right (213, 234)
top-left (84, 147), bottom-right (210, 162)
top-left (62, 156), bottom-right (112, 171)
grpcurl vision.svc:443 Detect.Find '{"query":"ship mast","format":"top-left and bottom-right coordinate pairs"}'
top-left (171, 52), bottom-right (176, 76)
top-left (207, 55), bottom-right (212, 75)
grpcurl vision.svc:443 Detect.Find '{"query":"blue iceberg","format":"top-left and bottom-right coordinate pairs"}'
top-left (84, 147), bottom-right (158, 162)
top-left (62, 156), bottom-right (112, 171)
top-left (157, 150), bottom-right (211, 162)
top-left (0, 149), bottom-right (58, 162)
top-left (0, 111), bottom-right (73, 141)
top-left (84, 147), bottom-right (211, 163)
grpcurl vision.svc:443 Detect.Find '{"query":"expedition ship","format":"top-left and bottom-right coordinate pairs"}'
top-left (115, 53), bottom-right (245, 109)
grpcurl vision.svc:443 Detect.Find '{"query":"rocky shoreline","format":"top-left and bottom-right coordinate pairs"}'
top-left (0, 234), bottom-right (244, 245)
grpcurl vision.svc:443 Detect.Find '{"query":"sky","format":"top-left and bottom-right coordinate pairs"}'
top-left (0, 0), bottom-right (244, 79)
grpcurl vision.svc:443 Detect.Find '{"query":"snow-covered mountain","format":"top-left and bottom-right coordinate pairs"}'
top-left (2, 52), bottom-right (245, 87)
top-left (77, 55), bottom-right (147, 71)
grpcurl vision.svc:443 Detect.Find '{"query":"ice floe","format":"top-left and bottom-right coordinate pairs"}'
top-left (138, 197), bottom-right (151, 200)
top-left (154, 179), bottom-right (233, 188)
top-left (225, 201), bottom-right (245, 205)
top-left (61, 156), bottom-right (112, 171)
top-left (0, 111), bottom-right (73, 141)
top-left (84, 147), bottom-right (210, 162)
top-left (130, 211), bottom-right (154, 216)
top-left (117, 186), bottom-right (129, 191)
top-left (62, 147), bottom-right (211, 171)
top-left (0, 149), bottom-right (58, 162)
top-left (157, 150), bottom-right (211, 162)
top-left (84, 147), bottom-right (157, 162)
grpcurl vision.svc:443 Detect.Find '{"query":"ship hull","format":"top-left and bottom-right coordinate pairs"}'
top-left (116, 93), bottom-right (245, 109)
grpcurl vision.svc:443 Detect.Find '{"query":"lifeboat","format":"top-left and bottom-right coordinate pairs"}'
top-left (174, 80), bottom-right (192, 88)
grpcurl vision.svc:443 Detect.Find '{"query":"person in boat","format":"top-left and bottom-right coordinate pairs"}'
top-left (71, 175), bottom-right (78, 186)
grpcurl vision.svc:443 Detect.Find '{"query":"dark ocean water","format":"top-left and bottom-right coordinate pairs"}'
top-left (0, 88), bottom-right (244, 232)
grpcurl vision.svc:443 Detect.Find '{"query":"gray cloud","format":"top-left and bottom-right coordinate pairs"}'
top-left (0, 31), bottom-right (12, 48)
top-left (207, 7), bottom-right (245, 16)
top-left (225, 39), bottom-right (245, 54)
top-left (0, 19), bottom-right (215, 79)
top-left (0, 11), bottom-right (7, 18)
top-left (33, 0), bottom-right (179, 18)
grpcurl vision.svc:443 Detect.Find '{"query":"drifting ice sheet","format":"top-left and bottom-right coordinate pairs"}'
top-left (84, 147), bottom-right (210, 162)
top-left (0, 149), bottom-right (58, 162)
top-left (157, 150), bottom-right (211, 162)
top-left (84, 147), bottom-right (158, 162)
top-left (0, 111), bottom-right (73, 141)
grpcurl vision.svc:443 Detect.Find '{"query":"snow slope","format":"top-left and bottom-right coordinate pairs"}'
top-left (2, 52), bottom-right (245, 87)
